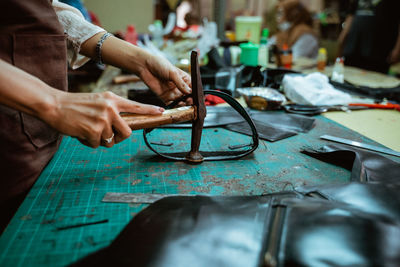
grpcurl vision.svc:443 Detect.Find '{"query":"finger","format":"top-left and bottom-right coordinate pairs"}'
top-left (180, 70), bottom-right (192, 88)
top-left (112, 116), bottom-right (132, 144)
top-left (171, 70), bottom-right (191, 95)
top-left (185, 97), bottom-right (193, 106)
top-left (116, 96), bottom-right (164, 114)
top-left (78, 138), bottom-right (99, 148)
top-left (101, 126), bottom-right (115, 148)
top-left (159, 88), bottom-right (183, 103)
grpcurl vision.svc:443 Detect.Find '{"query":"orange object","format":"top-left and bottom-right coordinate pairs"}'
top-left (317, 48), bottom-right (327, 71)
top-left (349, 103), bottom-right (400, 111)
top-left (280, 44), bottom-right (292, 69)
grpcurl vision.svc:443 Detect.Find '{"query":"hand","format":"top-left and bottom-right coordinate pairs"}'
top-left (81, 34), bottom-right (192, 106)
top-left (43, 91), bottom-right (164, 148)
top-left (139, 54), bottom-right (192, 105)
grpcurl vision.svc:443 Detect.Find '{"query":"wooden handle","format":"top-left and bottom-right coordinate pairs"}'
top-left (112, 74), bottom-right (141, 84)
top-left (121, 106), bottom-right (195, 130)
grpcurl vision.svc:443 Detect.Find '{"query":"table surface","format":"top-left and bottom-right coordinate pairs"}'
top-left (323, 109), bottom-right (400, 151)
top-left (1, 113), bottom-right (399, 266)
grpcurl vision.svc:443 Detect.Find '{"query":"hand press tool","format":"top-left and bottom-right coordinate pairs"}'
top-left (121, 51), bottom-right (259, 163)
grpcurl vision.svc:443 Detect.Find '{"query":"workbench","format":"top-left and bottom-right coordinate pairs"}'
top-left (1, 112), bottom-right (399, 266)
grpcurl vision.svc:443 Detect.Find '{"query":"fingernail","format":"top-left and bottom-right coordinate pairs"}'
top-left (159, 107), bottom-right (165, 112)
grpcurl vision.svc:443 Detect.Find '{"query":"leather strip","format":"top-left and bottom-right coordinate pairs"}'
top-left (302, 144), bottom-right (400, 183)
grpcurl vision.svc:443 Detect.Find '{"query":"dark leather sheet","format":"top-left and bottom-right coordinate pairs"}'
top-left (302, 144), bottom-right (400, 183)
top-left (71, 195), bottom-right (298, 267)
top-left (225, 112), bottom-right (315, 142)
top-left (72, 185), bottom-right (400, 267)
top-left (280, 195), bottom-right (400, 267)
top-left (297, 182), bottom-right (400, 223)
top-left (225, 120), bottom-right (297, 142)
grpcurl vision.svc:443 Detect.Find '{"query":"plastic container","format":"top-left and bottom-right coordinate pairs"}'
top-left (258, 28), bottom-right (269, 67)
top-left (331, 57), bottom-right (344, 83)
top-left (125, 25), bottom-right (138, 45)
top-left (317, 48), bottom-right (327, 71)
top-left (240, 43), bottom-right (259, 67)
top-left (235, 16), bottom-right (262, 44)
top-left (149, 20), bottom-right (164, 48)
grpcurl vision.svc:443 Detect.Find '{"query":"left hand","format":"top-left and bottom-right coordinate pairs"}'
top-left (139, 54), bottom-right (192, 105)
top-left (81, 34), bottom-right (192, 105)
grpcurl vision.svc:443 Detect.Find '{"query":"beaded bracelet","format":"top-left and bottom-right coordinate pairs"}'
top-left (96, 32), bottom-right (112, 64)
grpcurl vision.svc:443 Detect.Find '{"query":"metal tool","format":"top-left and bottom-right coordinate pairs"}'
top-left (320, 135), bottom-right (400, 157)
top-left (284, 104), bottom-right (368, 116)
top-left (102, 192), bottom-right (197, 204)
top-left (122, 51), bottom-right (259, 163)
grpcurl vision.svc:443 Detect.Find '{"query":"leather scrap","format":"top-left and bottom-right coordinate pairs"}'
top-left (301, 144), bottom-right (400, 183)
top-left (225, 119), bottom-right (297, 142)
top-left (225, 112), bottom-right (315, 142)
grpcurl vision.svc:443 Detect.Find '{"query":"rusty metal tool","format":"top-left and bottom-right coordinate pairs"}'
top-left (122, 51), bottom-right (259, 163)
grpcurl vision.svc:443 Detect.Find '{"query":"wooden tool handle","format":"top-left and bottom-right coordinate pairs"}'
top-left (121, 106), bottom-right (195, 130)
top-left (112, 74), bottom-right (141, 84)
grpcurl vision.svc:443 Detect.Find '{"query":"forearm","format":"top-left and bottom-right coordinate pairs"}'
top-left (0, 59), bottom-right (60, 119)
top-left (80, 32), bottom-right (191, 103)
top-left (80, 33), bottom-right (150, 75)
top-left (393, 24), bottom-right (400, 53)
top-left (337, 15), bottom-right (353, 56)
top-left (0, 58), bottom-right (162, 148)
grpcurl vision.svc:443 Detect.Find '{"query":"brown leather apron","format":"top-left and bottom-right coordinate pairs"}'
top-left (0, 0), bottom-right (67, 203)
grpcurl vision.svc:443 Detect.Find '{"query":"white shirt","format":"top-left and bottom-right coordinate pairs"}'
top-left (52, 0), bottom-right (105, 69)
top-left (269, 33), bottom-right (319, 60)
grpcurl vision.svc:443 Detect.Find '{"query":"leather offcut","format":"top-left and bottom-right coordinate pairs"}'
top-left (225, 112), bottom-right (315, 142)
top-left (301, 144), bottom-right (400, 183)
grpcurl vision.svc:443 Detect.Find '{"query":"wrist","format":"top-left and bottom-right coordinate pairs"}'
top-left (36, 86), bottom-right (64, 125)
top-left (126, 45), bottom-right (152, 74)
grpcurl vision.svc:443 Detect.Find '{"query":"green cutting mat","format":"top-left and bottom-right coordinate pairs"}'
top-left (1, 116), bottom-right (397, 266)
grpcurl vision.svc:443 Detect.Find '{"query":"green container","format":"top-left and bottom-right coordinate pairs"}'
top-left (235, 16), bottom-right (262, 44)
top-left (240, 43), bottom-right (259, 67)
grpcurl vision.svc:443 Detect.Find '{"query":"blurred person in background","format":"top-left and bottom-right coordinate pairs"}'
top-left (338, 0), bottom-right (400, 73)
top-left (269, 0), bottom-right (319, 59)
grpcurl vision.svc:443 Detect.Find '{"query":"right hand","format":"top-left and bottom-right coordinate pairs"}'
top-left (43, 91), bottom-right (164, 148)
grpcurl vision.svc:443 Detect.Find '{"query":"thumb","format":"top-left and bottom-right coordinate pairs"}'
top-left (116, 97), bottom-right (164, 114)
